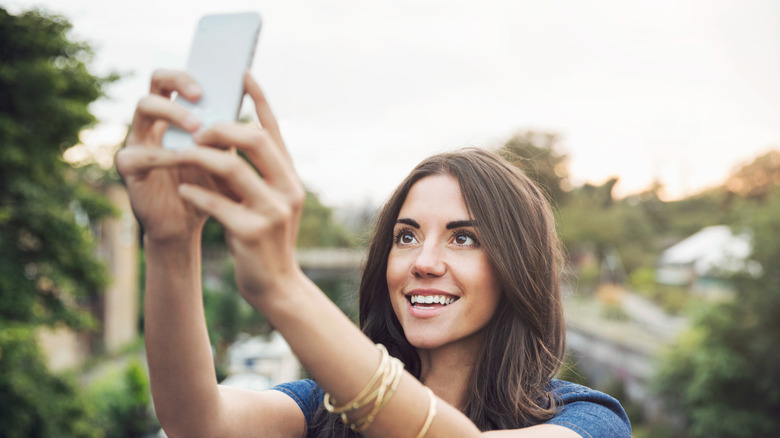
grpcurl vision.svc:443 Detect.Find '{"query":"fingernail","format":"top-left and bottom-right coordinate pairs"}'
top-left (185, 83), bottom-right (201, 97)
top-left (183, 115), bottom-right (201, 131)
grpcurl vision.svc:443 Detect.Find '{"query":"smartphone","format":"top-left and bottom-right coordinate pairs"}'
top-left (162, 12), bottom-right (262, 150)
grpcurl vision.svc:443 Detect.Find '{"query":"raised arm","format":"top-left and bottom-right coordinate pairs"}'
top-left (115, 70), bottom-right (304, 438)
top-left (129, 72), bottom-right (582, 438)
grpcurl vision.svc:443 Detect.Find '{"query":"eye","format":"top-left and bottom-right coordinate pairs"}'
top-left (393, 228), bottom-right (418, 246)
top-left (400, 232), bottom-right (416, 244)
top-left (451, 230), bottom-right (479, 247)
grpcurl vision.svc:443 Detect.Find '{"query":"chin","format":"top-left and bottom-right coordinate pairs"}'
top-left (408, 339), bottom-right (441, 350)
top-left (404, 332), bottom-right (451, 351)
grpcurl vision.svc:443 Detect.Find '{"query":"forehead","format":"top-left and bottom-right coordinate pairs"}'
top-left (398, 174), bottom-right (469, 218)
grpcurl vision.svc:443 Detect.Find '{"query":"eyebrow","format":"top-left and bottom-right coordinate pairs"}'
top-left (395, 218), bottom-right (477, 229)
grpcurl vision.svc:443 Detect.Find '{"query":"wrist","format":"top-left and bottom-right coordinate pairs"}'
top-left (139, 214), bottom-right (207, 249)
top-left (143, 233), bottom-right (202, 272)
top-left (143, 234), bottom-right (203, 298)
top-left (144, 232), bottom-right (202, 253)
top-left (248, 267), bottom-right (313, 314)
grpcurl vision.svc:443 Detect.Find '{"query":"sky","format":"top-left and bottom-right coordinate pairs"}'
top-left (9, 0), bottom-right (780, 207)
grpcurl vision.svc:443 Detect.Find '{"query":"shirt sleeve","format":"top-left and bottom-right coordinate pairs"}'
top-left (271, 379), bottom-right (325, 426)
top-left (544, 380), bottom-right (632, 438)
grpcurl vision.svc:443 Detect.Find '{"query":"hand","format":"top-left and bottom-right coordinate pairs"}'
top-left (116, 69), bottom-right (220, 243)
top-left (150, 73), bottom-right (306, 299)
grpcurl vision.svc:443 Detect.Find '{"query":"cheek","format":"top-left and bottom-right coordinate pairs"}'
top-left (385, 252), bottom-right (407, 291)
top-left (471, 258), bottom-right (502, 308)
top-left (386, 256), bottom-right (406, 318)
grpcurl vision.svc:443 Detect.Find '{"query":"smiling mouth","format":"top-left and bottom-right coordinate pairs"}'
top-left (407, 294), bottom-right (459, 307)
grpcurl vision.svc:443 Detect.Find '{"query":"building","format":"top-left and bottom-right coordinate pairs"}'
top-left (37, 183), bottom-right (140, 371)
top-left (656, 225), bottom-right (755, 295)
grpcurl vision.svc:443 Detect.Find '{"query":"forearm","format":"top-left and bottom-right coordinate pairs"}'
top-left (143, 237), bottom-right (222, 436)
top-left (250, 273), bottom-right (482, 438)
top-left (257, 278), bottom-right (578, 438)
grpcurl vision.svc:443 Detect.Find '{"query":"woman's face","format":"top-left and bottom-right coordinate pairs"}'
top-left (387, 174), bottom-right (501, 352)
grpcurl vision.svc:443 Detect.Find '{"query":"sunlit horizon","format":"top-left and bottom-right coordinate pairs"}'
top-left (19, 0), bottom-right (780, 207)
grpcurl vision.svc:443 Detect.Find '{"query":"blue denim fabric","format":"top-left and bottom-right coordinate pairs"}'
top-left (273, 379), bottom-right (325, 426)
top-left (545, 380), bottom-right (632, 437)
top-left (272, 378), bottom-right (631, 437)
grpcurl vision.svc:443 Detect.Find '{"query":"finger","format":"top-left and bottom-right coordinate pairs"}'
top-left (178, 183), bottom-right (270, 240)
top-left (193, 123), bottom-right (298, 191)
top-left (131, 95), bottom-right (202, 140)
top-left (244, 73), bottom-right (285, 149)
top-left (115, 147), bottom-right (181, 177)
top-left (174, 147), bottom-right (271, 209)
top-left (150, 69), bottom-right (202, 100)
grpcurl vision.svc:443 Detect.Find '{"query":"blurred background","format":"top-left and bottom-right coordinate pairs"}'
top-left (1, 1), bottom-right (779, 437)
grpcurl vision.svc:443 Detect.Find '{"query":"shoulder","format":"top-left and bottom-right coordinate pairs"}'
top-left (271, 379), bottom-right (325, 425)
top-left (543, 380), bottom-right (632, 438)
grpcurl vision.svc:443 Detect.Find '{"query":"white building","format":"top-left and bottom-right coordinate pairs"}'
top-left (656, 225), bottom-right (756, 294)
top-left (221, 331), bottom-right (302, 391)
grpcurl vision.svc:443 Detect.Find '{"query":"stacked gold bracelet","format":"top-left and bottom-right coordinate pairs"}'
top-left (323, 344), bottom-right (405, 432)
top-left (415, 387), bottom-right (437, 438)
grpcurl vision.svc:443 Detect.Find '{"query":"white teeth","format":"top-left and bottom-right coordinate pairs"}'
top-left (409, 295), bottom-right (457, 306)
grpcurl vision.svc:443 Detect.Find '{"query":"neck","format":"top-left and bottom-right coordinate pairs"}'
top-left (417, 335), bottom-right (481, 411)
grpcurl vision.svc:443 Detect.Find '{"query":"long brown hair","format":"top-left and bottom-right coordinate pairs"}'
top-left (309, 148), bottom-right (566, 436)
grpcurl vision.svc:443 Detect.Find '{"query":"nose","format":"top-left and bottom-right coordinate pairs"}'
top-left (411, 242), bottom-right (446, 278)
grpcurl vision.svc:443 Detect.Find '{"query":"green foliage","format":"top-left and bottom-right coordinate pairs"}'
top-left (498, 130), bottom-right (569, 206)
top-left (653, 285), bottom-right (691, 315)
top-left (298, 190), bottom-right (355, 247)
top-left (725, 150), bottom-right (780, 201)
top-left (0, 7), bottom-right (119, 436)
top-left (628, 266), bottom-right (656, 294)
top-left (201, 217), bottom-right (227, 248)
top-left (629, 269), bottom-right (691, 315)
top-left (571, 256), bottom-right (600, 294)
top-left (656, 188), bottom-right (730, 237)
top-left (557, 178), bottom-right (659, 281)
top-left (85, 360), bottom-right (159, 437)
top-left (0, 325), bottom-right (98, 437)
top-left (557, 180), bottom-right (620, 246)
top-left (0, 6), bottom-right (118, 328)
top-left (653, 190), bottom-right (780, 437)
top-left (204, 260), bottom-right (271, 344)
top-left (203, 259), bottom-right (271, 376)
top-left (204, 286), bottom-right (269, 348)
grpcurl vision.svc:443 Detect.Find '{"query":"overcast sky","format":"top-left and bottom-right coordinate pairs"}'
top-left (9, 0), bottom-right (780, 206)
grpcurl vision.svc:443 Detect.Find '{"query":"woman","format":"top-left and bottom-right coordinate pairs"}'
top-left (116, 70), bottom-right (631, 437)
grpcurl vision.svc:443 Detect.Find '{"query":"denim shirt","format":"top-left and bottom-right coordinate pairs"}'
top-left (273, 379), bottom-right (631, 437)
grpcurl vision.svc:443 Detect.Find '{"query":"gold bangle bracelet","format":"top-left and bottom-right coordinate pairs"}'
top-left (415, 387), bottom-right (437, 438)
top-left (324, 344), bottom-right (389, 414)
top-left (348, 357), bottom-right (404, 432)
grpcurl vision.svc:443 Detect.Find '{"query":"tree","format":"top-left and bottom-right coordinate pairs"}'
top-left (653, 189), bottom-right (780, 437)
top-left (498, 131), bottom-right (570, 206)
top-left (725, 150), bottom-right (780, 201)
top-left (297, 190), bottom-right (356, 248)
top-left (0, 7), bottom-right (117, 435)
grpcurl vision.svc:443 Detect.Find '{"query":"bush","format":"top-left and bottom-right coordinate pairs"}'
top-left (0, 325), bottom-right (99, 437)
top-left (85, 360), bottom-right (159, 437)
top-left (629, 267), bottom-right (656, 294)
